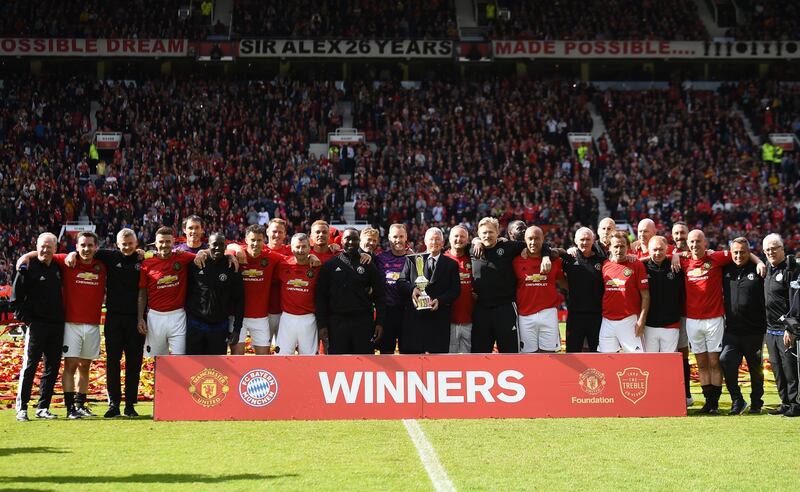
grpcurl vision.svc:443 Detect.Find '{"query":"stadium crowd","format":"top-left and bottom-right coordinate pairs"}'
top-left (728, 0), bottom-right (800, 41)
top-left (234, 0), bottom-right (458, 39)
top-left (596, 84), bottom-right (800, 252)
top-left (482, 0), bottom-right (707, 41)
top-left (0, 0), bottom-right (209, 39)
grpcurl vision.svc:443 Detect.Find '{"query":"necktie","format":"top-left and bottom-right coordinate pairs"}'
top-left (426, 256), bottom-right (436, 278)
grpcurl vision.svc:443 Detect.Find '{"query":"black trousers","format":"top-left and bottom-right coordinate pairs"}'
top-left (105, 312), bottom-right (145, 406)
top-left (565, 311), bottom-right (601, 353)
top-left (329, 312), bottom-right (374, 355)
top-left (766, 333), bottom-right (799, 408)
top-left (186, 328), bottom-right (229, 355)
top-left (16, 320), bottom-right (63, 411)
top-left (719, 333), bottom-right (764, 407)
top-left (471, 303), bottom-right (519, 354)
top-left (375, 304), bottom-right (404, 354)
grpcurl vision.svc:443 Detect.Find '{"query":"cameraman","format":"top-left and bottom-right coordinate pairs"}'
top-left (763, 234), bottom-right (799, 417)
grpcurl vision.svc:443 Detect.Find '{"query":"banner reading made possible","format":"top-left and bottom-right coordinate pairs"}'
top-left (154, 353), bottom-right (685, 420)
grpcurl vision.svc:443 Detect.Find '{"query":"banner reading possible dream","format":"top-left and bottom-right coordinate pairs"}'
top-left (154, 353), bottom-right (685, 420)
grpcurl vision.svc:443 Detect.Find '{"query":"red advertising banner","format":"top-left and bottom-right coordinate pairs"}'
top-left (154, 354), bottom-right (685, 420)
top-left (0, 38), bottom-right (188, 57)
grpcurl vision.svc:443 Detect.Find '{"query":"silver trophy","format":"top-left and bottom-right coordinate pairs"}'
top-left (412, 254), bottom-right (432, 310)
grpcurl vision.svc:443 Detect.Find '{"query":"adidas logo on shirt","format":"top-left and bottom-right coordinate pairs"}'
top-left (335, 267), bottom-right (342, 271)
top-left (39, 276), bottom-right (46, 281)
top-left (115, 263), bottom-right (122, 268)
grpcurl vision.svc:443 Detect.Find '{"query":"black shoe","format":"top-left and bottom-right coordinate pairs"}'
top-left (67, 409), bottom-right (83, 420)
top-left (729, 399), bottom-right (749, 416)
top-left (35, 408), bottom-right (58, 420)
top-left (698, 402), bottom-right (714, 414)
top-left (748, 405), bottom-right (762, 415)
top-left (768, 405), bottom-right (790, 415)
top-left (124, 406), bottom-right (139, 417)
top-left (782, 407), bottom-right (800, 418)
top-left (104, 405), bottom-right (121, 418)
top-left (76, 406), bottom-right (95, 418)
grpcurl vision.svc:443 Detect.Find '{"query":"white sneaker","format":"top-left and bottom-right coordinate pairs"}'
top-left (35, 408), bottom-right (58, 420)
top-left (16, 409), bottom-right (29, 422)
top-left (686, 397), bottom-right (695, 407)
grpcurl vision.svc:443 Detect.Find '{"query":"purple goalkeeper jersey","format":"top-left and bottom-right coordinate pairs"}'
top-left (376, 250), bottom-right (408, 307)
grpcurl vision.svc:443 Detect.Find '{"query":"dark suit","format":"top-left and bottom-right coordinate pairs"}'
top-left (397, 253), bottom-right (460, 354)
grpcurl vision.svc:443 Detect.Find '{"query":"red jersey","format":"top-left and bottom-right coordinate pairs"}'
top-left (513, 256), bottom-right (563, 316)
top-left (138, 252), bottom-right (195, 312)
top-left (681, 250), bottom-right (732, 319)
top-left (312, 247), bottom-right (336, 264)
top-left (445, 251), bottom-right (474, 324)
top-left (54, 254), bottom-right (106, 324)
top-left (240, 250), bottom-right (284, 318)
top-left (265, 243), bottom-right (291, 314)
top-left (602, 259), bottom-right (649, 320)
top-left (277, 257), bottom-right (320, 315)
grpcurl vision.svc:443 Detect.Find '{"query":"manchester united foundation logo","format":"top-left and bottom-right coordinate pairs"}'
top-left (188, 368), bottom-right (229, 408)
top-left (617, 367), bottom-right (649, 404)
top-left (578, 368), bottom-right (607, 395)
top-left (239, 369), bottom-right (278, 407)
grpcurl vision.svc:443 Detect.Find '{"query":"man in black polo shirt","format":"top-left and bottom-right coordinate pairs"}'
top-left (721, 237), bottom-right (766, 415)
top-left (560, 227), bottom-right (605, 352)
top-left (12, 232), bottom-right (64, 421)
top-left (763, 233), bottom-right (800, 417)
top-left (643, 236), bottom-right (684, 353)
top-left (185, 233), bottom-right (244, 355)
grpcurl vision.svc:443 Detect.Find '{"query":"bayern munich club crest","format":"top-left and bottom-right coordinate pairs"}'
top-left (239, 369), bottom-right (278, 407)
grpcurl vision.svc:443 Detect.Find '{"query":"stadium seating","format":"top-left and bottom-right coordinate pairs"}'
top-left (483, 0), bottom-right (708, 41)
top-left (234, 0), bottom-right (458, 39)
top-left (727, 0), bottom-right (800, 41)
top-left (0, 0), bottom-right (208, 39)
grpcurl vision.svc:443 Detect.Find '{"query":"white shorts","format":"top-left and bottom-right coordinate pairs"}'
top-left (599, 315), bottom-right (645, 353)
top-left (275, 312), bottom-right (318, 355)
top-left (449, 323), bottom-right (472, 354)
top-left (685, 316), bottom-right (724, 354)
top-left (63, 323), bottom-right (101, 359)
top-left (145, 308), bottom-right (186, 357)
top-left (268, 313), bottom-right (282, 345)
top-left (518, 308), bottom-right (561, 353)
top-left (236, 316), bottom-right (270, 347)
top-left (677, 317), bottom-right (689, 349)
top-left (644, 326), bottom-right (680, 353)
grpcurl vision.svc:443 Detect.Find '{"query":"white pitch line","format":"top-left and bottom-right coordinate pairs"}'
top-left (403, 419), bottom-right (457, 492)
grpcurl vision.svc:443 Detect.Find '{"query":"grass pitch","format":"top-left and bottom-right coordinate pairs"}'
top-left (1, 387), bottom-right (797, 492)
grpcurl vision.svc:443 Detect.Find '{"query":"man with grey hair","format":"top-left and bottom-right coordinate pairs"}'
top-left (763, 233), bottom-right (800, 416)
top-left (398, 227), bottom-right (460, 353)
top-left (559, 226), bottom-right (605, 352)
top-left (444, 225), bottom-right (473, 353)
top-left (12, 233), bottom-right (64, 421)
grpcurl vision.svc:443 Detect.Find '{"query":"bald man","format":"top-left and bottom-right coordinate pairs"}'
top-left (632, 219), bottom-right (657, 260)
top-left (595, 217), bottom-right (615, 256)
top-left (675, 229), bottom-right (765, 414)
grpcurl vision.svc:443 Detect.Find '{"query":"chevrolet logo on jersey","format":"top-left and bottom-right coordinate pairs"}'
top-left (525, 273), bottom-right (547, 282)
top-left (687, 267), bottom-right (707, 277)
top-left (242, 269), bottom-right (264, 278)
top-left (287, 278), bottom-right (309, 287)
top-left (157, 275), bottom-right (179, 285)
top-left (76, 272), bottom-right (99, 281)
top-left (605, 278), bottom-right (627, 287)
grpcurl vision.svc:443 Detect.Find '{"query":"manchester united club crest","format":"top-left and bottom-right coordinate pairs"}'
top-left (260, 258), bottom-right (268, 267)
top-left (497, 248), bottom-right (505, 256)
top-left (666, 272), bottom-right (674, 280)
top-left (623, 268), bottom-right (633, 277)
top-left (357, 266), bottom-right (365, 274)
top-left (219, 273), bottom-right (228, 282)
top-left (616, 367), bottom-right (649, 404)
top-left (594, 263), bottom-right (602, 271)
top-left (94, 264), bottom-right (102, 272)
top-left (188, 368), bottom-right (229, 408)
top-left (578, 368), bottom-right (607, 395)
top-left (173, 262), bottom-right (182, 271)
top-left (307, 269), bottom-right (314, 278)
top-left (703, 261), bottom-right (712, 270)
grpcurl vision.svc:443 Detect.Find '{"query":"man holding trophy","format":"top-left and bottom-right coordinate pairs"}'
top-left (397, 228), bottom-right (461, 354)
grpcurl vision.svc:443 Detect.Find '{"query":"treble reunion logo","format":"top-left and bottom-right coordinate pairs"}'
top-left (239, 369), bottom-right (278, 407)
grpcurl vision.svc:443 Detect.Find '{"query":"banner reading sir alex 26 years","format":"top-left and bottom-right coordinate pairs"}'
top-left (154, 353), bottom-right (685, 420)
